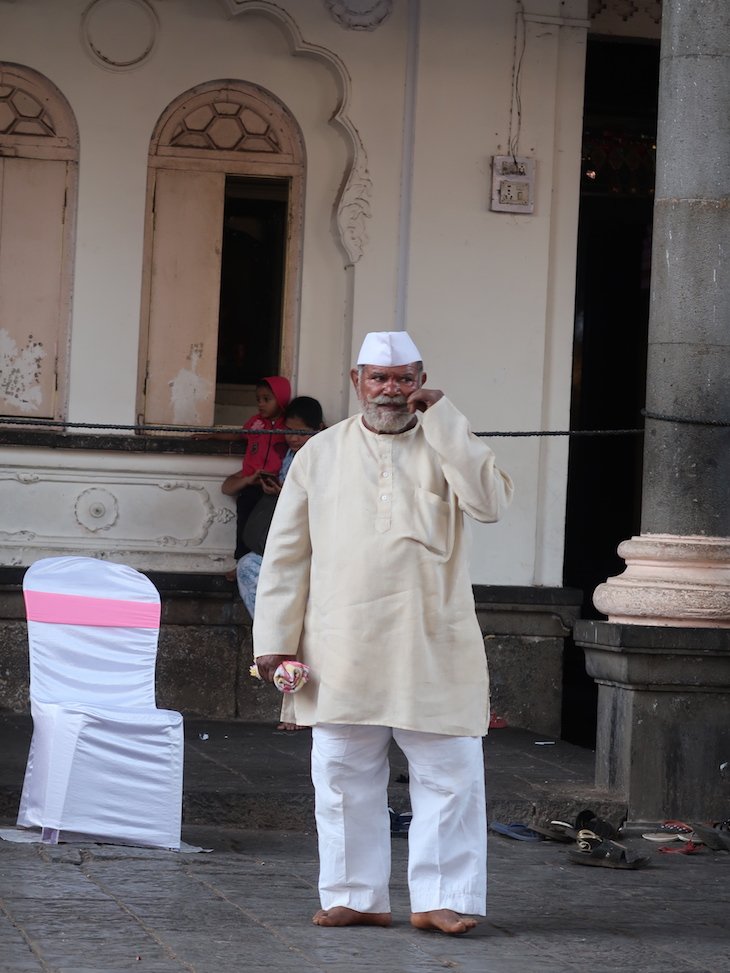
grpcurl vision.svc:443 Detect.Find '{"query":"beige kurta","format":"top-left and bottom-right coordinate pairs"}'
top-left (252, 396), bottom-right (513, 736)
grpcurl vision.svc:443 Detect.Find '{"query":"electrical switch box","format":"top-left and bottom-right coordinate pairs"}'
top-left (490, 155), bottom-right (535, 214)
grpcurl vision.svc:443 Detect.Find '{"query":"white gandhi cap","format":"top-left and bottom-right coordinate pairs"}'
top-left (356, 331), bottom-right (422, 367)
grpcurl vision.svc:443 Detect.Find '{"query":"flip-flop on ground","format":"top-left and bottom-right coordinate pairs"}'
top-left (658, 840), bottom-right (702, 855)
top-left (642, 820), bottom-right (694, 842)
top-left (489, 821), bottom-right (544, 842)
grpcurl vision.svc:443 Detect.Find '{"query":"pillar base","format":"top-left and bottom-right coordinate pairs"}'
top-left (574, 619), bottom-right (730, 822)
top-left (593, 534), bottom-right (730, 628)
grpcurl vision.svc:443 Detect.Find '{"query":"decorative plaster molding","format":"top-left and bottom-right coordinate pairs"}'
top-left (0, 461), bottom-right (237, 571)
top-left (323, 0), bottom-right (393, 32)
top-left (81, 0), bottom-right (160, 72)
top-left (0, 530), bottom-right (36, 542)
top-left (336, 148), bottom-right (372, 264)
top-left (218, 0), bottom-right (372, 265)
top-left (593, 534), bottom-right (730, 629)
top-left (156, 480), bottom-right (234, 546)
top-left (74, 486), bottom-right (119, 532)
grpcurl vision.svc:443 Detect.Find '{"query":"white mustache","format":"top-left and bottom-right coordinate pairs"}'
top-left (370, 395), bottom-right (408, 406)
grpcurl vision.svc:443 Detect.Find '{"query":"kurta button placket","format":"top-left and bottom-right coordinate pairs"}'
top-left (375, 437), bottom-right (393, 532)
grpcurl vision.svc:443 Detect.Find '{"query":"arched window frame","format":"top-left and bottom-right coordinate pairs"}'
top-left (0, 63), bottom-right (78, 421)
top-left (137, 80), bottom-right (306, 430)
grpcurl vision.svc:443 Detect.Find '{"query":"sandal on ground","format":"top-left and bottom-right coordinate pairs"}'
top-left (689, 822), bottom-right (730, 852)
top-left (544, 820), bottom-right (581, 841)
top-left (568, 836), bottom-right (651, 870)
top-left (529, 823), bottom-right (576, 843)
top-left (489, 821), bottom-right (544, 842)
top-left (540, 809), bottom-right (619, 843)
top-left (574, 808), bottom-right (621, 840)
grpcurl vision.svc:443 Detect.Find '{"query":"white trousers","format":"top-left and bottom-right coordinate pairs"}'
top-left (311, 723), bottom-right (487, 915)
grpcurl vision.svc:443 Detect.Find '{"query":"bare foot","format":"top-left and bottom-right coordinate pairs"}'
top-left (410, 910), bottom-right (478, 935)
top-left (313, 907), bottom-right (392, 928)
top-left (277, 722), bottom-right (308, 731)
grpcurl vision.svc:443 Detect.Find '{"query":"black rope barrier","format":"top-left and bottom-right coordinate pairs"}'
top-left (473, 428), bottom-right (643, 438)
top-left (0, 415), bottom-right (644, 438)
top-left (0, 410), bottom-right (725, 438)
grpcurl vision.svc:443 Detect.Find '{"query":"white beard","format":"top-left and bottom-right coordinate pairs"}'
top-left (362, 396), bottom-right (413, 433)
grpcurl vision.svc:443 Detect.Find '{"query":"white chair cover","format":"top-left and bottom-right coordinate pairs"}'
top-left (17, 556), bottom-right (183, 850)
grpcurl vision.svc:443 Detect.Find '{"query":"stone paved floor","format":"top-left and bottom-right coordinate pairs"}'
top-left (2, 714), bottom-right (728, 972)
top-left (1, 825), bottom-right (728, 973)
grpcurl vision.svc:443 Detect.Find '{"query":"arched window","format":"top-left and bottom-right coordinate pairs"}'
top-left (137, 81), bottom-right (305, 429)
top-left (0, 64), bottom-right (78, 419)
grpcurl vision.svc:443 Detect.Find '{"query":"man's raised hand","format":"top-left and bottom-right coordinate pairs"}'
top-left (407, 388), bottom-right (444, 413)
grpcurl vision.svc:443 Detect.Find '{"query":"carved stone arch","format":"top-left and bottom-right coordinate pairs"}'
top-left (0, 62), bottom-right (79, 160)
top-left (149, 79), bottom-right (305, 167)
top-left (0, 63), bottom-right (77, 420)
top-left (220, 0), bottom-right (372, 265)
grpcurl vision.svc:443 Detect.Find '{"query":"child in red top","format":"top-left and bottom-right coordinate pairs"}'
top-left (239, 376), bottom-right (291, 477)
top-left (222, 376), bottom-right (291, 563)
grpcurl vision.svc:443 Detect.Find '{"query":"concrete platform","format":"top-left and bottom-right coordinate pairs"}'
top-left (1, 712), bottom-right (729, 973)
top-left (0, 713), bottom-right (624, 830)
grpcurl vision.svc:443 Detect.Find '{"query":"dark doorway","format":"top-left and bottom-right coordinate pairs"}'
top-left (216, 176), bottom-right (288, 403)
top-left (562, 38), bottom-right (660, 746)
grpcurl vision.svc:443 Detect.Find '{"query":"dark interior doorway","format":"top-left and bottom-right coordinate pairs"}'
top-left (216, 176), bottom-right (288, 391)
top-left (562, 37), bottom-right (660, 746)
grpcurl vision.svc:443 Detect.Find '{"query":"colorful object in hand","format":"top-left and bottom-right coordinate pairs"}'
top-left (273, 661), bottom-right (310, 693)
top-left (248, 660), bottom-right (310, 693)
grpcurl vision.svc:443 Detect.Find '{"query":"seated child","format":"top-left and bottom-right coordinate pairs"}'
top-left (236, 396), bottom-right (324, 730)
top-left (221, 376), bottom-right (291, 571)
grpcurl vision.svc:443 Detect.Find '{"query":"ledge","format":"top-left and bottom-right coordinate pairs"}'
top-left (473, 585), bottom-right (583, 607)
top-left (0, 568), bottom-right (240, 592)
top-left (574, 619), bottom-right (730, 652)
top-left (474, 585), bottom-right (583, 637)
top-left (575, 620), bottom-right (730, 690)
top-left (0, 428), bottom-right (245, 456)
top-left (0, 577), bottom-right (585, 636)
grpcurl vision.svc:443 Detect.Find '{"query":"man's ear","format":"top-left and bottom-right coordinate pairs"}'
top-left (350, 367), bottom-right (360, 392)
top-left (420, 371), bottom-right (427, 387)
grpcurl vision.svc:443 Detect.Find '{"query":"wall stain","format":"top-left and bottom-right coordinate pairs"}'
top-left (0, 329), bottom-right (46, 412)
top-left (168, 343), bottom-right (211, 425)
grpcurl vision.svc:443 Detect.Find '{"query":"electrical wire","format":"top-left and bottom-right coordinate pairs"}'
top-left (507, 0), bottom-right (526, 164)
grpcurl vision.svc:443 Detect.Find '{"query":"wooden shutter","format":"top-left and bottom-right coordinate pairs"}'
top-left (142, 168), bottom-right (225, 427)
top-left (0, 157), bottom-right (69, 417)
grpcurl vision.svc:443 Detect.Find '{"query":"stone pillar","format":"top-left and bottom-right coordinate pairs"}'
top-left (593, 0), bottom-right (730, 626)
top-left (574, 621), bottom-right (730, 825)
top-left (574, 0), bottom-right (730, 824)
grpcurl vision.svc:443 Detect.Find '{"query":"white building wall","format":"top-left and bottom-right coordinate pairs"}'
top-left (399, 0), bottom-right (587, 583)
top-left (0, 0), bottom-right (588, 583)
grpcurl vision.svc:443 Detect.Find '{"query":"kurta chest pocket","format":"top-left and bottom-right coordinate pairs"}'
top-left (406, 487), bottom-right (452, 557)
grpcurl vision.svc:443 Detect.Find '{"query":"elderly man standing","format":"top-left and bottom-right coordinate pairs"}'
top-left (253, 331), bottom-right (513, 935)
